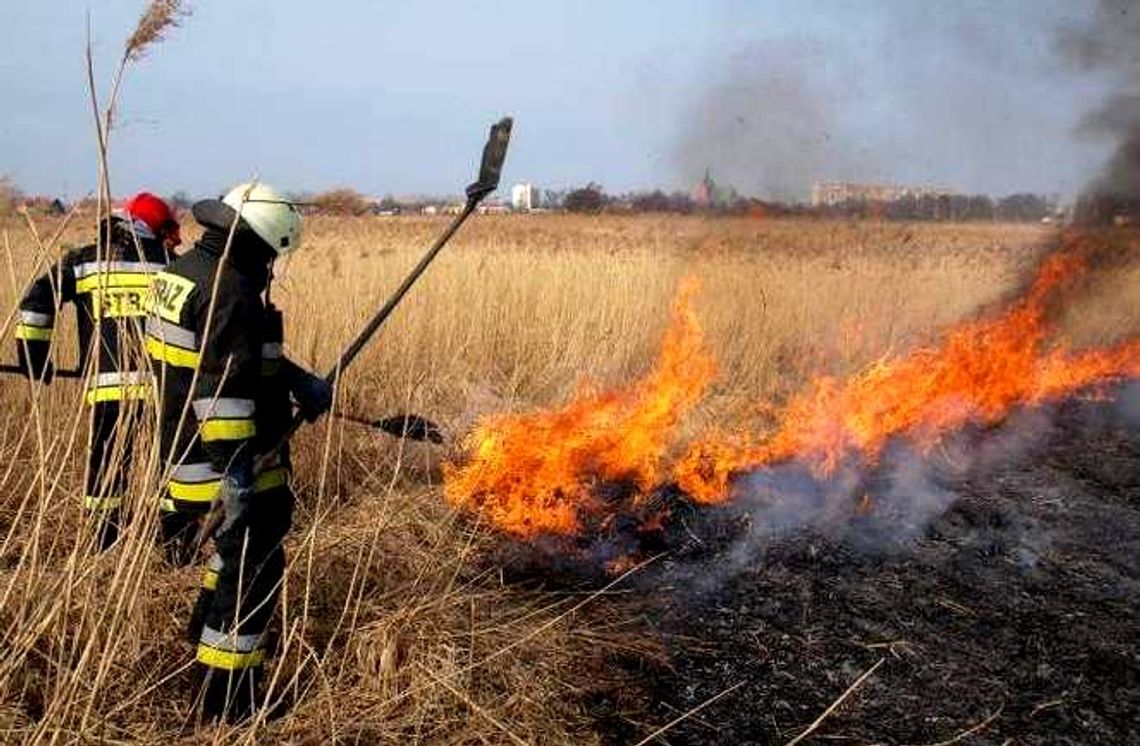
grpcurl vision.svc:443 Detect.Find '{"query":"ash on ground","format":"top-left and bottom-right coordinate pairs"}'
top-left (474, 388), bottom-right (1140, 743)
top-left (578, 391), bottom-right (1140, 745)
top-left (477, 482), bottom-right (748, 588)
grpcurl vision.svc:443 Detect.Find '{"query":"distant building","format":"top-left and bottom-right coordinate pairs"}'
top-left (691, 168), bottom-right (738, 208)
top-left (811, 181), bottom-right (955, 207)
top-left (510, 182), bottom-right (540, 211)
top-left (478, 201), bottom-right (509, 215)
top-left (692, 170), bottom-right (713, 206)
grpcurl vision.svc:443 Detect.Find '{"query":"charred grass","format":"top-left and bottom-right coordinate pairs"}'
top-left (1, 213), bottom-right (1137, 743)
top-left (615, 391), bottom-right (1140, 745)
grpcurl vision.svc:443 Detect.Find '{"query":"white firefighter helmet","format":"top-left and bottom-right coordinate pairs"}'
top-left (221, 182), bottom-right (302, 255)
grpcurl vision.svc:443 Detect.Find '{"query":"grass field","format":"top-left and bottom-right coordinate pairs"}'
top-left (1, 211), bottom-right (1136, 743)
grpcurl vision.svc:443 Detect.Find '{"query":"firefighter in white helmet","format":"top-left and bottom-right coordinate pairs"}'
top-left (146, 182), bottom-right (331, 721)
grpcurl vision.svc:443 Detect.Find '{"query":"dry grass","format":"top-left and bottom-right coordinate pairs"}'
top-left (1, 212), bottom-right (1137, 744)
top-left (279, 215), bottom-right (1056, 438)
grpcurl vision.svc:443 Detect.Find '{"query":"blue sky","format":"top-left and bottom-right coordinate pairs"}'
top-left (0, 1), bottom-right (1117, 200)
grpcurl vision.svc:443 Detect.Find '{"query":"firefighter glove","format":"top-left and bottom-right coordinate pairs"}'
top-left (17, 341), bottom-right (53, 383)
top-left (283, 359), bottom-right (332, 423)
top-left (217, 462), bottom-right (254, 536)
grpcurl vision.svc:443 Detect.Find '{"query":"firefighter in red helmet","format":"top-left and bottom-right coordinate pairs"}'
top-left (15, 192), bottom-right (181, 549)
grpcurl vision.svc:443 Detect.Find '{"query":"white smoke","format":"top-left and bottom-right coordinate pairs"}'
top-left (672, 406), bottom-right (1063, 594)
top-left (1116, 380), bottom-right (1140, 428)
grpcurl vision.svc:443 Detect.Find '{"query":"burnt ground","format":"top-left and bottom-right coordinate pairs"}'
top-left (578, 390), bottom-right (1140, 745)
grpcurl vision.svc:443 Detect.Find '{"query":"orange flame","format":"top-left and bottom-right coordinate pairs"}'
top-left (443, 278), bottom-right (715, 537)
top-left (674, 250), bottom-right (1140, 503)
top-left (445, 240), bottom-right (1140, 538)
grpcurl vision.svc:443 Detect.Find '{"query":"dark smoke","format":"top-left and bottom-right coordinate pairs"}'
top-left (1060, 0), bottom-right (1140, 212)
top-left (672, 40), bottom-right (871, 202)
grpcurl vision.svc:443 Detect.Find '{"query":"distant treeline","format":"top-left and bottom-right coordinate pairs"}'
top-left (559, 184), bottom-right (1061, 222)
top-left (0, 178), bottom-right (1067, 223)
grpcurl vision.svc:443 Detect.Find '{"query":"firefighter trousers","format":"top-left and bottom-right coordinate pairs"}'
top-left (86, 400), bottom-right (139, 551)
top-left (187, 484), bottom-right (294, 720)
top-left (160, 510), bottom-right (203, 567)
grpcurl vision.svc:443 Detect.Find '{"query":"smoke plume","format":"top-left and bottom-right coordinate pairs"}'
top-left (671, 409), bottom-right (1060, 596)
top-left (1118, 380), bottom-right (1140, 428)
top-left (672, 40), bottom-right (867, 201)
top-left (1060, 0), bottom-right (1140, 204)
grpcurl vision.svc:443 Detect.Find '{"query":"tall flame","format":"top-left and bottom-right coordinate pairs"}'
top-left (673, 249), bottom-right (1140, 503)
top-left (443, 278), bottom-right (715, 537)
top-left (445, 237), bottom-right (1140, 539)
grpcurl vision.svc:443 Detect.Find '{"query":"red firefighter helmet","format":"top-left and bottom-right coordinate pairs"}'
top-left (123, 192), bottom-right (181, 247)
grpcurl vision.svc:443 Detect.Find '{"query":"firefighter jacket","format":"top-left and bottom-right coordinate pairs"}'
top-left (146, 231), bottom-right (293, 514)
top-left (16, 217), bottom-right (171, 403)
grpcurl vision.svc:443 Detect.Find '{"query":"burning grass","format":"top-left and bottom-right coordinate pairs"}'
top-left (442, 277), bottom-right (715, 537)
top-left (1, 212), bottom-right (1138, 742)
top-left (443, 226), bottom-right (1140, 556)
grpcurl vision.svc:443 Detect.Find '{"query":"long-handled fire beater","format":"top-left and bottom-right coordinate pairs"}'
top-left (4, 117), bottom-right (509, 431)
top-left (270, 115), bottom-right (512, 451)
top-left (0, 362), bottom-right (443, 442)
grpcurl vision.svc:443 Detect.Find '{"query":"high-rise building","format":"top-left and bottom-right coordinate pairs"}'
top-left (511, 182), bottom-right (539, 211)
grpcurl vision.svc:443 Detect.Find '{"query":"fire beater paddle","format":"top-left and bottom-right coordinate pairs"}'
top-left (335, 411), bottom-right (445, 444)
top-left (194, 116), bottom-right (512, 549)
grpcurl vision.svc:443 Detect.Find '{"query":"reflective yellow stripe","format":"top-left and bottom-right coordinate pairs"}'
top-left (200, 418), bottom-right (256, 442)
top-left (75, 272), bottom-right (154, 294)
top-left (196, 644), bottom-right (265, 671)
top-left (85, 384), bottom-right (152, 404)
top-left (15, 324), bottom-right (53, 341)
top-left (167, 466), bottom-right (288, 503)
top-left (145, 335), bottom-right (200, 368)
top-left (168, 479), bottom-right (218, 503)
top-left (254, 466), bottom-right (289, 492)
top-left (85, 495), bottom-right (122, 510)
top-left (202, 569), bottom-right (218, 591)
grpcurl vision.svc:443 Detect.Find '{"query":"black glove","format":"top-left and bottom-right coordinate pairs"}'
top-left (17, 340), bottom-right (53, 383)
top-left (282, 359), bottom-right (333, 423)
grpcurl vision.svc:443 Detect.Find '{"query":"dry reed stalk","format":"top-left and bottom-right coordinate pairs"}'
top-left (0, 213), bottom-right (1136, 743)
top-left (125, 1), bottom-right (188, 62)
top-left (914, 706), bottom-right (1004, 746)
top-left (86, 1), bottom-right (189, 265)
top-left (632, 680), bottom-right (746, 746)
top-left (784, 658), bottom-right (885, 746)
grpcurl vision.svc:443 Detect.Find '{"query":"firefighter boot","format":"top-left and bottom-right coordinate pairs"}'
top-left (198, 663), bottom-right (262, 724)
